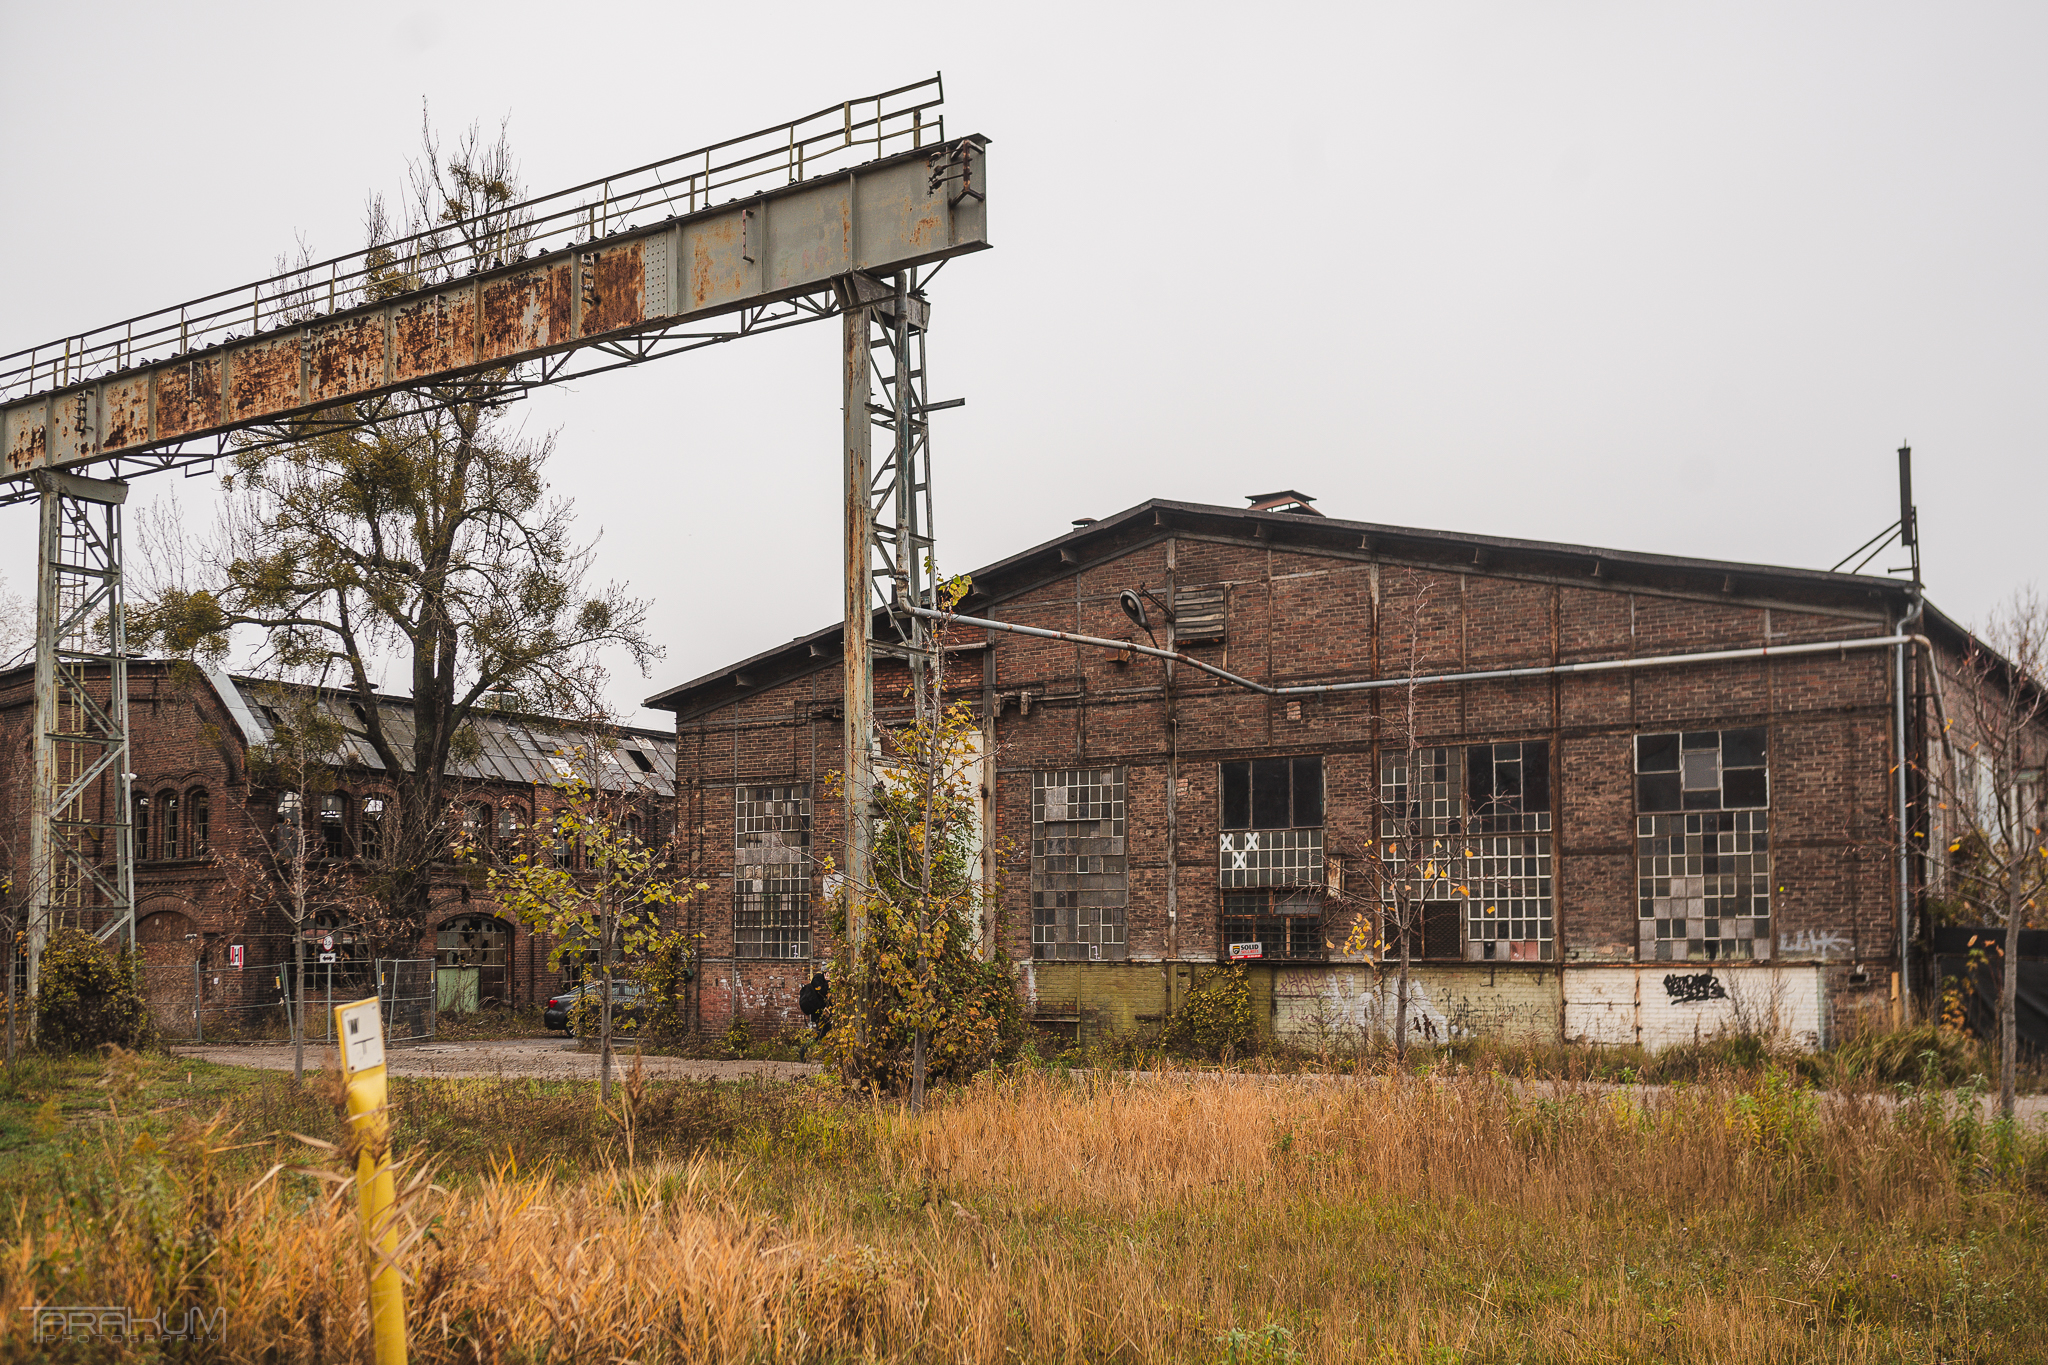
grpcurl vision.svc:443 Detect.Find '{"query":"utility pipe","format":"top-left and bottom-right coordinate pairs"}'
top-left (910, 605), bottom-right (1930, 698)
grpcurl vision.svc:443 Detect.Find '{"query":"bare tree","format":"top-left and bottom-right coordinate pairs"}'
top-left (1333, 584), bottom-right (1450, 1061)
top-left (1925, 589), bottom-right (2048, 1120)
top-left (130, 116), bottom-right (657, 949)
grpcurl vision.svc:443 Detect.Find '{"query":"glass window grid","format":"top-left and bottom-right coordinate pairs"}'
top-left (1638, 810), bottom-right (1770, 962)
top-left (1378, 747), bottom-right (1555, 961)
top-left (1218, 828), bottom-right (1324, 888)
top-left (1031, 769), bottom-right (1128, 961)
top-left (735, 784), bottom-right (812, 960)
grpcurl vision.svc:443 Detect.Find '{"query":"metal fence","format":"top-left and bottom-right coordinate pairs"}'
top-left (142, 958), bottom-right (436, 1045)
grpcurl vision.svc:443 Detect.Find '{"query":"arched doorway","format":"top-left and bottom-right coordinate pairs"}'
top-left (137, 908), bottom-right (199, 1036)
top-left (434, 914), bottom-right (513, 1013)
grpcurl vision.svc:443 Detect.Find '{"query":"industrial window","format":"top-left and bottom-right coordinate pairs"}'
top-left (735, 784), bottom-right (811, 960)
top-left (1636, 728), bottom-right (1770, 962)
top-left (186, 788), bottom-right (209, 856)
top-left (1378, 743), bottom-right (1555, 962)
top-left (1218, 756), bottom-right (1324, 889)
top-left (320, 793), bottom-right (349, 859)
top-left (1031, 768), bottom-right (1128, 961)
top-left (359, 796), bottom-right (386, 861)
top-left (157, 789), bottom-right (179, 860)
top-left (1174, 585), bottom-right (1227, 644)
top-left (1223, 890), bottom-right (1323, 961)
top-left (133, 794), bottom-right (150, 862)
top-left (496, 804), bottom-right (524, 847)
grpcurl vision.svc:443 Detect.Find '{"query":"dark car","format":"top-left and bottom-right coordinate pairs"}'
top-left (543, 981), bottom-right (647, 1036)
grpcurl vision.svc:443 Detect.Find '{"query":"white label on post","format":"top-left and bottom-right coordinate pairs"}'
top-left (338, 999), bottom-right (385, 1074)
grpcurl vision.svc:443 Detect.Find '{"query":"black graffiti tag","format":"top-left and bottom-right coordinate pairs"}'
top-left (1663, 972), bottom-right (1728, 1004)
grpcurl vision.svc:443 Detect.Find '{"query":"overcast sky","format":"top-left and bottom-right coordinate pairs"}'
top-left (4, 2), bottom-right (2042, 725)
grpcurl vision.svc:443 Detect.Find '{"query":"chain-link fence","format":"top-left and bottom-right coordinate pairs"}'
top-left (142, 958), bottom-right (436, 1045)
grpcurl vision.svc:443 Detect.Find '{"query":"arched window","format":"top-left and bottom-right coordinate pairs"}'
top-left (360, 796), bottom-right (387, 860)
top-left (157, 789), bottom-right (179, 860)
top-left (625, 814), bottom-right (643, 846)
top-left (186, 788), bottom-right (210, 856)
top-left (463, 803), bottom-right (491, 849)
top-left (496, 804), bottom-right (524, 849)
top-left (132, 793), bottom-right (150, 862)
top-left (320, 792), bottom-right (349, 859)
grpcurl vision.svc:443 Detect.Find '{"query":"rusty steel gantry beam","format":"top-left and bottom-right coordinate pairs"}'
top-left (1, 73), bottom-right (989, 1016)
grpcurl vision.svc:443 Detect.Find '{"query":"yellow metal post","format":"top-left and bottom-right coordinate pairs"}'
top-left (335, 997), bottom-right (407, 1365)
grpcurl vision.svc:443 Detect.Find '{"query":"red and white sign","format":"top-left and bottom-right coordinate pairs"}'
top-left (322, 934), bottom-right (335, 951)
top-left (1227, 941), bottom-right (1264, 961)
top-left (228, 944), bottom-right (246, 969)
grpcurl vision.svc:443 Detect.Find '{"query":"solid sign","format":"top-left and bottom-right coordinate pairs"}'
top-left (322, 934), bottom-right (334, 951)
top-left (336, 998), bottom-right (385, 1075)
top-left (228, 944), bottom-right (245, 969)
top-left (319, 952), bottom-right (338, 964)
top-left (1228, 942), bottom-right (1265, 960)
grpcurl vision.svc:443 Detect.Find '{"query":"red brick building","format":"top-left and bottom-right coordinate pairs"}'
top-left (0, 661), bottom-right (675, 1024)
top-left (648, 493), bottom-right (1966, 1050)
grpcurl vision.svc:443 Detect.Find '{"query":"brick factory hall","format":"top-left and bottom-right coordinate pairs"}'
top-left (648, 491), bottom-right (1967, 1053)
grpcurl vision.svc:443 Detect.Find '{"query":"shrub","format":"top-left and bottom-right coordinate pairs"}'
top-left (35, 929), bottom-right (154, 1053)
top-left (1158, 965), bottom-right (1254, 1060)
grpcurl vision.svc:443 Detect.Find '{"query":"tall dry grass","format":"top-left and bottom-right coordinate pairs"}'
top-left (3, 1066), bottom-right (2043, 1362)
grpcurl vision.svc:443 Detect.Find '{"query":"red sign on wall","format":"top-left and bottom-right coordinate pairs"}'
top-left (228, 944), bottom-right (245, 969)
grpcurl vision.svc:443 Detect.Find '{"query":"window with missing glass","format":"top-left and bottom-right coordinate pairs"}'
top-left (1635, 728), bottom-right (1770, 962)
top-left (359, 796), bottom-right (386, 861)
top-left (735, 784), bottom-right (812, 960)
top-left (1032, 769), bottom-right (1128, 961)
top-left (1216, 757), bottom-right (1324, 958)
top-left (1378, 743), bottom-right (1554, 962)
top-left (1219, 756), bottom-right (1324, 889)
top-left (1222, 890), bottom-right (1323, 961)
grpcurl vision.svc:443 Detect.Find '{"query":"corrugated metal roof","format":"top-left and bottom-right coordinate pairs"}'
top-left (225, 676), bottom-right (676, 797)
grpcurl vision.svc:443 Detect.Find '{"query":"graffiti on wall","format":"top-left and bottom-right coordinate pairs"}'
top-left (1663, 972), bottom-right (1728, 1004)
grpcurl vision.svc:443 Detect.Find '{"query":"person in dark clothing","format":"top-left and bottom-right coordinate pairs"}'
top-left (797, 971), bottom-right (831, 1057)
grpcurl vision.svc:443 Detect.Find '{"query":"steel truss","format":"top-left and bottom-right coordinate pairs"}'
top-left (25, 470), bottom-right (136, 1000)
top-left (0, 291), bottom-right (850, 507)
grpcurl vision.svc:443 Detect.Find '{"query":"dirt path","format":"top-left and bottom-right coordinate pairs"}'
top-left (172, 1037), bottom-right (821, 1083)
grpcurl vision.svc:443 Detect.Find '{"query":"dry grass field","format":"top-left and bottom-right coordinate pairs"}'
top-left (2, 1047), bottom-right (2045, 1362)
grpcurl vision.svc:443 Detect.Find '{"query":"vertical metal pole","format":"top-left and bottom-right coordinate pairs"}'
top-left (1895, 636), bottom-right (1913, 1023)
top-left (843, 303), bottom-right (875, 975)
top-left (25, 484), bottom-right (60, 1007)
top-left (194, 961), bottom-right (203, 1044)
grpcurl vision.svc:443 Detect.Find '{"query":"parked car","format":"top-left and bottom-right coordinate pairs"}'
top-left (543, 981), bottom-right (647, 1036)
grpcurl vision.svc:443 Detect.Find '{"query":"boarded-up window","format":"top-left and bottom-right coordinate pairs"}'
top-left (1031, 768), bottom-right (1128, 961)
top-left (1173, 585), bottom-right (1226, 644)
top-left (736, 784), bottom-right (811, 960)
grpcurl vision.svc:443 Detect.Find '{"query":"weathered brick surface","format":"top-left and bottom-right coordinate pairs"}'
top-left (645, 510), bottom-right (1950, 1045)
top-left (0, 663), bottom-right (660, 1013)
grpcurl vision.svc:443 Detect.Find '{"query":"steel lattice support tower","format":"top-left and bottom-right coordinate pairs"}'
top-left (24, 469), bottom-right (137, 1003)
top-left (837, 267), bottom-right (946, 980)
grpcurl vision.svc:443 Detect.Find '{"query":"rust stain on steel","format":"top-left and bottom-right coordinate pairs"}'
top-left (688, 216), bottom-right (743, 312)
top-left (309, 315), bottom-right (385, 402)
top-left (47, 394), bottom-right (94, 464)
top-left (229, 336), bottom-right (300, 418)
top-left (580, 242), bottom-right (646, 337)
top-left (154, 357), bottom-right (223, 440)
top-left (391, 288), bottom-right (477, 383)
top-left (5, 409), bottom-right (47, 473)
top-left (100, 374), bottom-right (151, 450)
top-left (479, 260), bottom-right (577, 363)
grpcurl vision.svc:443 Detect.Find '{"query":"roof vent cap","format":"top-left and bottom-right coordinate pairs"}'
top-left (1245, 489), bottom-right (1321, 516)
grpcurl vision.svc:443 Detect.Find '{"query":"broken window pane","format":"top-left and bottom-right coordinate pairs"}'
top-left (1292, 758), bottom-right (1324, 828)
top-left (1636, 733), bottom-right (1680, 772)
top-left (1251, 760), bottom-right (1291, 829)
top-left (1032, 768), bottom-right (1128, 961)
top-left (735, 784), bottom-right (811, 960)
top-left (1221, 888), bottom-right (1321, 961)
top-left (1635, 727), bottom-right (1771, 962)
top-left (1220, 762), bottom-right (1251, 830)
